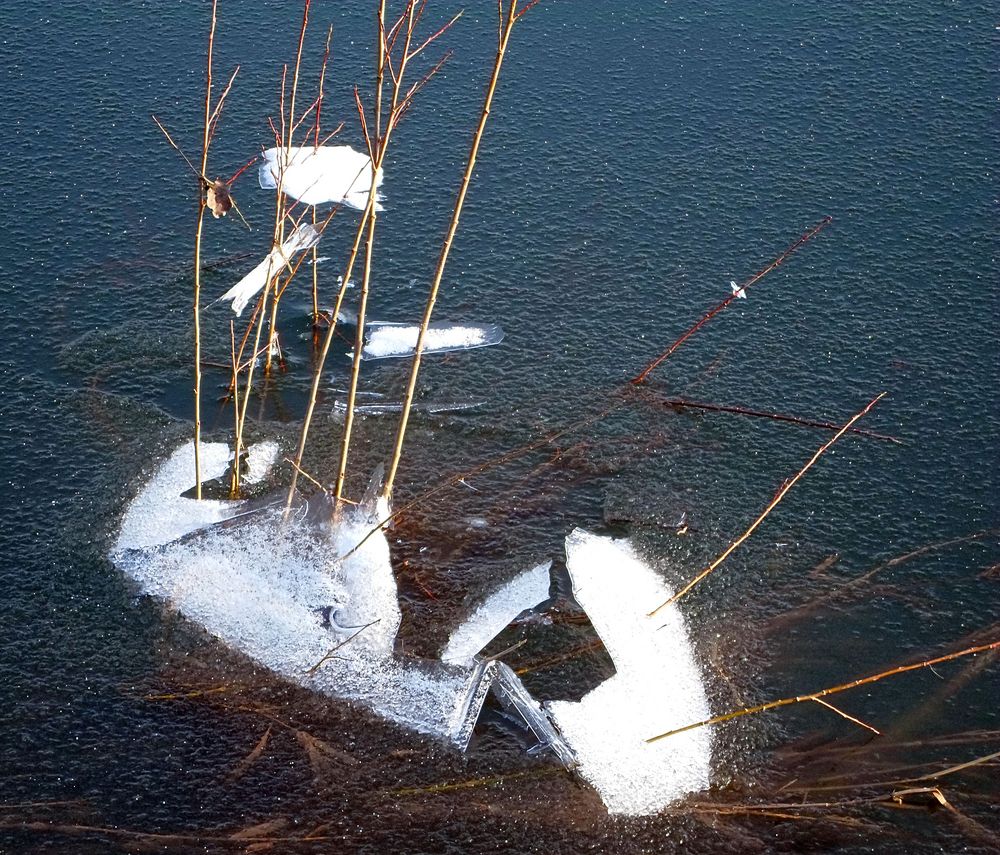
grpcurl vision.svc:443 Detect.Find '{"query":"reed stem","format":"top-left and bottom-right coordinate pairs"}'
top-left (649, 391), bottom-right (886, 615)
top-left (383, 1), bottom-right (523, 500)
top-left (191, 0), bottom-right (218, 500)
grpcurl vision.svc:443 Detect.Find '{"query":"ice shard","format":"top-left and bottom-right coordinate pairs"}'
top-left (111, 442), bottom-right (497, 747)
top-left (218, 224), bottom-right (321, 316)
top-left (442, 561), bottom-right (552, 666)
top-left (259, 145), bottom-right (383, 211)
top-left (546, 529), bottom-right (713, 816)
top-left (358, 321), bottom-right (504, 360)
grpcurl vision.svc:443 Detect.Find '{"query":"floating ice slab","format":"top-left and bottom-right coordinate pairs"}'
top-left (442, 561), bottom-right (551, 666)
top-left (218, 224), bottom-right (321, 316)
top-left (358, 322), bottom-right (504, 360)
top-left (259, 145), bottom-right (383, 211)
top-left (333, 399), bottom-right (485, 417)
top-left (546, 529), bottom-right (713, 816)
top-left (111, 441), bottom-right (494, 746)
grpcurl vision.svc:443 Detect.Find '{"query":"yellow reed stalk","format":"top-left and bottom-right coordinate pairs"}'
top-left (646, 639), bottom-right (1000, 743)
top-left (383, 0), bottom-right (530, 500)
top-left (649, 392), bottom-right (887, 616)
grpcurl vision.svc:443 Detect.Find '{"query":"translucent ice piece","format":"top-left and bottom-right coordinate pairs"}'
top-left (218, 224), bottom-right (321, 316)
top-left (492, 662), bottom-right (576, 769)
top-left (359, 322), bottom-right (504, 360)
top-left (332, 399), bottom-right (485, 417)
top-left (259, 145), bottom-right (384, 211)
top-left (115, 440), bottom-right (279, 551)
top-left (546, 529), bottom-right (712, 816)
top-left (442, 561), bottom-right (552, 666)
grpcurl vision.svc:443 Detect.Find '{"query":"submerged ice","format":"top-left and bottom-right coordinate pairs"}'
top-left (111, 443), bottom-right (712, 815)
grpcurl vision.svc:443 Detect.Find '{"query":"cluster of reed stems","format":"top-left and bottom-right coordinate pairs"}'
top-left (158, 1), bottom-right (535, 503)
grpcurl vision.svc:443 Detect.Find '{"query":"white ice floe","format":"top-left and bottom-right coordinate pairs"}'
top-left (259, 145), bottom-right (383, 211)
top-left (332, 399), bottom-right (485, 417)
top-left (546, 529), bottom-right (713, 816)
top-left (218, 224), bottom-right (321, 316)
top-left (112, 441), bottom-right (496, 746)
top-left (359, 322), bottom-right (504, 360)
top-left (730, 279), bottom-right (746, 299)
top-left (442, 561), bottom-right (551, 666)
top-left (111, 446), bottom-right (712, 814)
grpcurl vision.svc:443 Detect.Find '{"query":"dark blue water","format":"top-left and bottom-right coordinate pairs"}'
top-left (2, 2), bottom-right (997, 852)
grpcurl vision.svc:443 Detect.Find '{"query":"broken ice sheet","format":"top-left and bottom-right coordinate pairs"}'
top-left (332, 399), bottom-right (485, 417)
top-left (442, 561), bottom-right (552, 666)
top-left (259, 145), bottom-right (384, 211)
top-left (217, 224), bottom-right (321, 316)
top-left (358, 322), bottom-right (504, 360)
top-left (546, 529), bottom-right (713, 816)
top-left (110, 441), bottom-right (496, 746)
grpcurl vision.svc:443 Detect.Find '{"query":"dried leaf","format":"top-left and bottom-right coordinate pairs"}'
top-left (206, 179), bottom-right (233, 218)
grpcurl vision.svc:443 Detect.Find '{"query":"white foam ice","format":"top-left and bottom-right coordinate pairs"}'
top-left (546, 529), bottom-right (713, 816)
top-left (359, 322), bottom-right (504, 360)
top-left (111, 441), bottom-right (494, 746)
top-left (217, 224), bottom-right (321, 316)
top-left (111, 446), bottom-right (713, 814)
top-left (259, 145), bottom-right (383, 211)
top-left (115, 440), bottom-right (279, 551)
top-left (442, 561), bottom-right (552, 666)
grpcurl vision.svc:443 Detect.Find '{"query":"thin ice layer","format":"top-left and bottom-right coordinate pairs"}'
top-left (333, 399), bottom-right (485, 417)
top-left (115, 441), bottom-right (278, 551)
top-left (442, 561), bottom-right (552, 666)
top-left (259, 145), bottom-right (383, 211)
top-left (111, 441), bottom-right (492, 745)
top-left (546, 529), bottom-right (712, 816)
top-left (360, 322), bottom-right (504, 360)
top-left (218, 224), bottom-right (321, 316)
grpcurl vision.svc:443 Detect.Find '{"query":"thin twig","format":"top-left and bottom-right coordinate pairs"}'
top-left (647, 639), bottom-right (1000, 743)
top-left (650, 392), bottom-right (886, 614)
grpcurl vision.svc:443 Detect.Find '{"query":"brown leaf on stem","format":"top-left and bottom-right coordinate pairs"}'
top-left (206, 179), bottom-right (233, 218)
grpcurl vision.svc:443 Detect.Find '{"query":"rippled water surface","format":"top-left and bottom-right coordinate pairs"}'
top-left (2, 1), bottom-right (997, 852)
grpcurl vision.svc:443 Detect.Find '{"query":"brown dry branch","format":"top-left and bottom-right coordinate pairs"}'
top-left (655, 396), bottom-right (902, 444)
top-left (649, 392), bottom-right (886, 615)
top-left (646, 638), bottom-right (1000, 743)
top-left (226, 726), bottom-right (272, 783)
top-left (631, 215), bottom-right (833, 385)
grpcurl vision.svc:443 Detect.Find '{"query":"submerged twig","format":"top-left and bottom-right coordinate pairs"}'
top-left (656, 396), bottom-right (902, 444)
top-left (646, 638), bottom-right (1000, 743)
top-left (650, 392), bottom-right (886, 614)
top-left (631, 216), bottom-right (833, 385)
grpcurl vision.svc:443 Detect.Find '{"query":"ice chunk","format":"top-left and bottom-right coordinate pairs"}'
top-left (358, 322), bottom-right (504, 360)
top-left (442, 561), bottom-right (551, 666)
top-left (110, 441), bottom-right (495, 746)
top-left (259, 145), bottom-right (383, 211)
top-left (115, 440), bottom-right (279, 552)
top-left (333, 399), bottom-right (485, 417)
top-left (218, 224), bottom-right (321, 316)
top-left (546, 529), bottom-right (712, 815)
top-left (492, 662), bottom-right (576, 769)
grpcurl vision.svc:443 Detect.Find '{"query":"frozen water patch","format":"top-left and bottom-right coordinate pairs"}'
top-left (442, 561), bottom-right (552, 666)
top-left (358, 322), bottom-right (504, 360)
top-left (111, 442), bottom-right (494, 745)
top-left (259, 145), bottom-right (383, 211)
top-left (217, 224), bottom-right (321, 316)
top-left (547, 529), bottom-right (713, 816)
top-left (333, 399), bottom-right (485, 417)
top-left (111, 446), bottom-right (713, 813)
